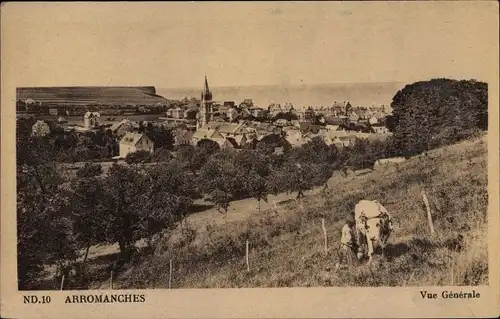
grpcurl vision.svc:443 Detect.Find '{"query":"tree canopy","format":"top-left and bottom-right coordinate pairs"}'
top-left (389, 78), bottom-right (487, 156)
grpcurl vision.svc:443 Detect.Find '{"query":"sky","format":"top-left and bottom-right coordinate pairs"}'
top-left (2, 2), bottom-right (497, 89)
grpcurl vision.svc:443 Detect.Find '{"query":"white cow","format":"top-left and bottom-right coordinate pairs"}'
top-left (354, 200), bottom-right (394, 263)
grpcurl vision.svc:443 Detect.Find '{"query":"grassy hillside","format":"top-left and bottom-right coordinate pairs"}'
top-left (110, 135), bottom-right (488, 288)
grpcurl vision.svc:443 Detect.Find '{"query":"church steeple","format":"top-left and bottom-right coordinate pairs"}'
top-left (201, 75), bottom-right (212, 100)
top-left (197, 75), bottom-right (214, 130)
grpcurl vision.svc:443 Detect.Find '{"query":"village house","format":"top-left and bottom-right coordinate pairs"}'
top-left (273, 118), bottom-right (291, 127)
top-left (296, 122), bottom-right (324, 134)
top-left (242, 99), bottom-right (254, 107)
top-left (84, 111), bottom-right (100, 129)
top-left (243, 121), bottom-right (279, 141)
top-left (174, 129), bottom-right (194, 146)
top-left (224, 101), bottom-right (235, 108)
top-left (119, 132), bottom-right (154, 158)
top-left (369, 116), bottom-right (379, 125)
top-left (283, 126), bottom-right (306, 147)
top-left (249, 107), bottom-right (266, 118)
top-left (191, 122), bottom-right (225, 145)
top-left (57, 116), bottom-right (68, 124)
top-left (211, 137), bottom-right (236, 149)
top-left (166, 107), bottom-right (185, 119)
top-left (109, 119), bottom-right (138, 138)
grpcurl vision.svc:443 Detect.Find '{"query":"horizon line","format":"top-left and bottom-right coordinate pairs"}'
top-left (157, 80), bottom-right (408, 91)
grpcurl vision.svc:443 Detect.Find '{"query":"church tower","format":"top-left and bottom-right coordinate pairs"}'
top-left (197, 75), bottom-right (213, 130)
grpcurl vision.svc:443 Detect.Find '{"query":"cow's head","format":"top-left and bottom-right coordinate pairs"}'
top-left (375, 215), bottom-right (392, 244)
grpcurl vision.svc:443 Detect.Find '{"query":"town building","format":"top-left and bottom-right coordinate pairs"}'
top-left (174, 129), bottom-right (194, 146)
top-left (109, 119), bottom-right (138, 138)
top-left (119, 132), bottom-right (154, 158)
top-left (197, 76), bottom-right (214, 130)
top-left (84, 111), bottom-right (100, 129)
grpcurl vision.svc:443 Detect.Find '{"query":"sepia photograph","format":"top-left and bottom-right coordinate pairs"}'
top-left (1, 1), bottom-right (499, 318)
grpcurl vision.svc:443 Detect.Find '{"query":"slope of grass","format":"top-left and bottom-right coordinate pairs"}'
top-left (116, 135), bottom-right (488, 288)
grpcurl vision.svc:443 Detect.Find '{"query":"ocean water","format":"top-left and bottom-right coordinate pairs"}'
top-left (157, 82), bottom-right (406, 108)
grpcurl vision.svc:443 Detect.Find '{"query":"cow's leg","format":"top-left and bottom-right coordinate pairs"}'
top-left (367, 238), bottom-right (374, 264)
top-left (355, 226), bottom-right (365, 260)
top-left (380, 242), bottom-right (386, 260)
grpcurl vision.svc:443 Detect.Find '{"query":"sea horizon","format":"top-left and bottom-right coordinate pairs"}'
top-left (157, 81), bottom-right (407, 108)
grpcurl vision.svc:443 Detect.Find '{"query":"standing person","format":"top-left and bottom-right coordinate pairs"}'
top-left (338, 215), bottom-right (359, 267)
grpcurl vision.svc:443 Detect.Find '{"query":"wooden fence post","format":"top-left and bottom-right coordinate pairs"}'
top-left (246, 240), bottom-right (250, 273)
top-left (110, 271), bottom-right (113, 289)
top-left (421, 189), bottom-right (435, 235)
top-left (321, 218), bottom-right (328, 254)
top-left (60, 275), bottom-right (65, 291)
top-left (169, 258), bottom-right (173, 289)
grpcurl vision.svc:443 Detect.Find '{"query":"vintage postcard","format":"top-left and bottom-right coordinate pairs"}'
top-left (1, 1), bottom-right (499, 318)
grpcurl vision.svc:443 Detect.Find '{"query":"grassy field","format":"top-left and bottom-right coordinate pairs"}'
top-left (46, 135), bottom-right (486, 290)
top-left (93, 134), bottom-right (487, 289)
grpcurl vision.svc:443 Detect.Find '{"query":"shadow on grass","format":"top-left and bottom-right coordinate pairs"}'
top-left (385, 242), bottom-right (410, 260)
top-left (188, 203), bottom-right (215, 213)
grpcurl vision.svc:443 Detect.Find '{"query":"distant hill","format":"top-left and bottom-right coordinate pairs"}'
top-left (17, 86), bottom-right (168, 106)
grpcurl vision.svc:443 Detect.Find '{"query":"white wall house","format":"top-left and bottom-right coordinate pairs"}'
top-left (84, 111), bottom-right (100, 129)
top-left (119, 132), bottom-right (154, 158)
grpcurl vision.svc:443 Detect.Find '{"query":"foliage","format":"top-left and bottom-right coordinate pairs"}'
top-left (197, 138), bottom-right (221, 152)
top-left (178, 144), bottom-right (218, 176)
top-left (257, 134), bottom-right (292, 154)
top-left (389, 78), bottom-right (487, 156)
top-left (273, 112), bottom-right (298, 121)
top-left (125, 150), bottom-right (153, 164)
top-left (234, 150), bottom-right (272, 211)
top-left (17, 135), bottom-right (78, 289)
top-left (75, 163), bottom-right (102, 179)
top-left (70, 176), bottom-right (107, 262)
top-left (140, 123), bottom-right (175, 150)
top-left (31, 120), bottom-right (51, 137)
top-left (197, 151), bottom-right (245, 214)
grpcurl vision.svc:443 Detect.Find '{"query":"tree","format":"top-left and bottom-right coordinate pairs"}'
top-left (278, 162), bottom-right (315, 199)
top-left (257, 134), bottom-right (292, 154)
top-left (31, 120), bottom-right (50, 137)
top-left (197, 151), bottom-right (244, 216)
top-left (343, 138), bottom-right (376, 170)
top-left (273, 112), bottom-right (298, 121)
top-left (197, 138), bottom-right (221, 152)
top-left (17, 135), bottom-right (78, 289)
top-left (178, 144), bottom-right (219, 176)
top-left (125, 150), bottom-right (153, 164)
top-left (389, 78), bottom-right (487, 156)
top-left (100, 164), bottom-right (150, 258)
top-left (290, 136), bottom-right (332, 164)
top-left (137, 162), bottom-right (193, 246)
top-left (70, 177), bottom-right (107, 265)
top-left (143, 124), bottom-right (175, 150)
top-left (185, 109), bottom-right (198, 120)
top-left (234, 150), bottom-right (272, 212)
